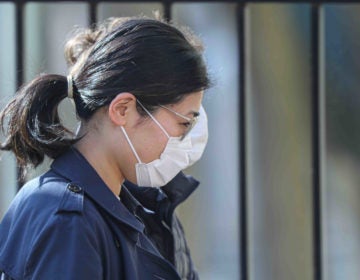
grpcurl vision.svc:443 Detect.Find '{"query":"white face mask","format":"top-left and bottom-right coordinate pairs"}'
top-left (120, 102), bottom-right (208, 187)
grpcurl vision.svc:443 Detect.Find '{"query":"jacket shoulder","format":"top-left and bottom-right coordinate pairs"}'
top-left (15, 170), bottom-right (84, 215)
top-left (0, 171), bottom-right (103, 279)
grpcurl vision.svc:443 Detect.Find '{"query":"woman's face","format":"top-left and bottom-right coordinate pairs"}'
top-left (120, 91), bottom-right (203, 184)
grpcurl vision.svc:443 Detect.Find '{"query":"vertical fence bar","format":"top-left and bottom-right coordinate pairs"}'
top-left (89, 1), bottom-right (97, 27)
top-left (311, 3), bottom-right (322, 280)
top-left (238, 3), bottom-right (248, 280)
top-left (15, 1), bottom-right (25, 189)
top-left (163, 1), bottom-right (172, 22)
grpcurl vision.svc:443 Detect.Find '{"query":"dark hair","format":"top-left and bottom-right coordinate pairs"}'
top-left (0, 15), bottom-right (212, 177)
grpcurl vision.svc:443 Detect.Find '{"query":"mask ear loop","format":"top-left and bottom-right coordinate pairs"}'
top-left (120, 126), bottom-right (143, 163)
top-left (136, 100), bottom-right (170, 139)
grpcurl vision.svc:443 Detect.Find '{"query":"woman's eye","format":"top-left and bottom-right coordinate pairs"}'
top-left (181, 122), bottom-right (191, 128)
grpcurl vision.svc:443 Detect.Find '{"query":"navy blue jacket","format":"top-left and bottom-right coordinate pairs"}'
top-left (0, 148), bottom-right (199, 279)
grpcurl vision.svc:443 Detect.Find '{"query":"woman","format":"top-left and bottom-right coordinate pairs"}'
top-left (0, 15), bottom-right (211, 279)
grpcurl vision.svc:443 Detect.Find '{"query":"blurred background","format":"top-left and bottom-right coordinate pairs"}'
top-left (1, 2), bottom-right (360, 280)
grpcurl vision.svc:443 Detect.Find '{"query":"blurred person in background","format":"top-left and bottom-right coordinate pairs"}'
top-left (0, 14), bottom-right (211, 280)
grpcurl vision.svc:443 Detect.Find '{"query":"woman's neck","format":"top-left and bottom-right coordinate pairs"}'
top-left (74, 134), bottom-right (124, 197)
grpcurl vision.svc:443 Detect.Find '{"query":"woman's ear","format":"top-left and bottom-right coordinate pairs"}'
top-left (108, 93), bottom-right (137, 126)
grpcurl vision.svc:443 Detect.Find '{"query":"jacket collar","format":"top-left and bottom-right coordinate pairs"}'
top-left (124, 172), bottom-right (199, 212)
top-left (161, 172), bottom-right (199, 207)
top-left (51, 147), bottom-right (144, 233)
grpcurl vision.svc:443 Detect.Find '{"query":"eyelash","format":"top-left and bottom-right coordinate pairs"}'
top-left (181, 122), bottom-right (191, 127)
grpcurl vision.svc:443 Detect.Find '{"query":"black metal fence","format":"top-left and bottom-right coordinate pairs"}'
top-left (3, 1), bottom-right (360, 279)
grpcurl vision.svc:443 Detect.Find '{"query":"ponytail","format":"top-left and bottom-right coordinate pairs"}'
top-left (0, 74), bottom-right (77, 177)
